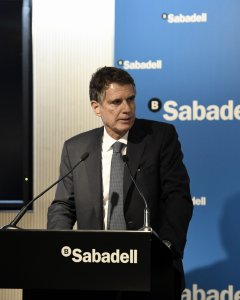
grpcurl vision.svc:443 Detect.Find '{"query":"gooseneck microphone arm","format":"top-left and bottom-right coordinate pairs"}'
top-left (1, 152), bottom-right (89, 230)
top-left (122, 155), bottom-right (151, 232)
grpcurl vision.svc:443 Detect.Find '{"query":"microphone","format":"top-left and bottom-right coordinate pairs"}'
top-left (1, 152), bottom-right (89, 230)
top-left (122, 155), bottom-right (151, 232)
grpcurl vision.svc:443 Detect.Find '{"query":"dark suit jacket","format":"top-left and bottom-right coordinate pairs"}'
top-left (47, 118), bottom-right (193, 292)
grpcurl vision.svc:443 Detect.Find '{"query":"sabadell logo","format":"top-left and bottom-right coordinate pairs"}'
top-left (162, 12), bottom-right (207, 24)
top-left (148, 99), bottom-right (240, 121)
top-left (182, 284), bottom-right (240, 300)
top-left (61, 246), bottom-right (138, 264)
top-left (117, 59), bottom-right (162, 70)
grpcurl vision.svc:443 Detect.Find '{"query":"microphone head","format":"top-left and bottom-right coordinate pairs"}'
top-left (81, 152), bottom-right (89, 161)
top-left (122, 155), bottom-right (128, 163)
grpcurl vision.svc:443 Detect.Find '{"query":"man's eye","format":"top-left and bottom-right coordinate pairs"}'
top-left (112, 100), bottom-right (122, 105)
top-left (128, 96), bottom-right (135, 102)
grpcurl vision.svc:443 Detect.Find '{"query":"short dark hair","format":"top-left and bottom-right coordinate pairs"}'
top-left (89, 66), bottom-right (136, 102)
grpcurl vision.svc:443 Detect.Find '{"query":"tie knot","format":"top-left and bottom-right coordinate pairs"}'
top-left (112, 142), bottom-right (124, 153)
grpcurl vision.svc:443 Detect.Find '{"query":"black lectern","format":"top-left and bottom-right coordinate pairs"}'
top-left (0, 230), bottom-right (175, 299)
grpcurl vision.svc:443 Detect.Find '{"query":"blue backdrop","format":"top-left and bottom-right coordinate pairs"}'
top-left (115, 0), bottom-right (240, 298)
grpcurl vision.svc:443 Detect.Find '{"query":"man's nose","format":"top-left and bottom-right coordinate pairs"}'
top-left (122, 99), bottom-right (132, 111)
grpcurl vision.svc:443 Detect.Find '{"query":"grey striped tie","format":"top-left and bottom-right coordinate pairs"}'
top-left (107, 142), bottom-right (126, 230)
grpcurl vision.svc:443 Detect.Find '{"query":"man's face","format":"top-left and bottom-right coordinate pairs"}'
top-left (91, 83), bottom-right (136, 140)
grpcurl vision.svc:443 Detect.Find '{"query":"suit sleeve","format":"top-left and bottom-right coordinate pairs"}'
top-left (158, 124), bottom-right (193, 258)
top-left (47, 142), bottom-right (77, 229)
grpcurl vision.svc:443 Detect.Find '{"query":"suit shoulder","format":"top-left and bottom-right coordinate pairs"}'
top-left (135, 118), bottom-right (175, 132)
top-left (65, 127), bottom-right (102, 144)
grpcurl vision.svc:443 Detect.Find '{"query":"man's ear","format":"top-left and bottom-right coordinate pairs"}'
top-left (91, 100), bottom-right (101, 116)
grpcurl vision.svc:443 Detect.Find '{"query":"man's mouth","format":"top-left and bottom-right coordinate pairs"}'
top-left (118, 116), bottom-right (133, 122)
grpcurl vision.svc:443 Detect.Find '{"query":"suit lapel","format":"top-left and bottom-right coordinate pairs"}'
top-left (84, 128), bottom-right (103, 227)
top-left (123, 119), bottom-right (148, 201)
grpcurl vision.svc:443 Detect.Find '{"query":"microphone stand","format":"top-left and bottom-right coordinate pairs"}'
top-left (122, 155), bottom-right (152, 232)
top-left (142, 207), bottom-right (152, 232)
top-left (1, 152), bottom-right (89, 230)
top-left (1, 179), bottom-right (62, 230)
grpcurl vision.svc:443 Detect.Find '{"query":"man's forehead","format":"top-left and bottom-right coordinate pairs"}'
top-left (105, 83), bottom-right (134, 94)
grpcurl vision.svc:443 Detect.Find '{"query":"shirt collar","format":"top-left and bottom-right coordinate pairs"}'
top-left (102, 127), bottom-right (128, 152)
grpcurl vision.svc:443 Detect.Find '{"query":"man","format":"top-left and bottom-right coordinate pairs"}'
top-left (47, 66), bottom-right (193, 299)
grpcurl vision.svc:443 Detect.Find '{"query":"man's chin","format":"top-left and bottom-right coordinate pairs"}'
top-left (115, 125), bottom-right (133, 137)
top-left (108, 119), bottom-right (135, 138)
